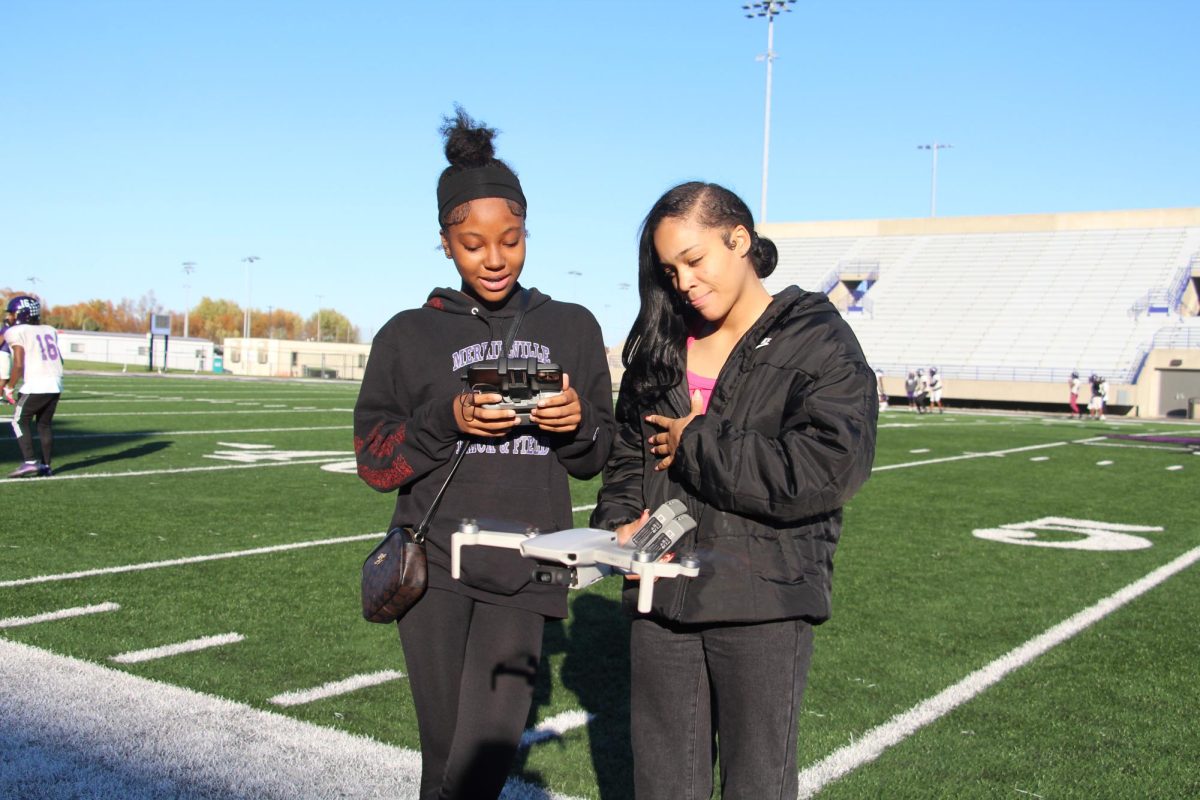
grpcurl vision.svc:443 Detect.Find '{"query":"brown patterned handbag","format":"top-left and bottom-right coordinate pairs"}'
top-left (361, 441), bottom-right (468, 623)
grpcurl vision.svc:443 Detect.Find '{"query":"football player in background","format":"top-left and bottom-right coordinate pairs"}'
top-left (4, 296), bottom-right (64, 478)
top-left (1087, 373), bottom-right (1104, 421)
top-left (915, 367), bottom-right (930, 414)
top-left (929, 366), bottom-right (945, 413)
top-left (0, 323), bottom-right (11, 398)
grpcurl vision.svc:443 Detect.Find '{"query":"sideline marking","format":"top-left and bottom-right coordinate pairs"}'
top-left (1080, 440), bottom-right (1194, 452)
top-left (0, 532), bottom-right (382, 588)
top-left (111, 633), bottom-right (245, 664)
top-left (0, 638), bottom-right (583, 800)
top-left (795, 544), bottom-right (1200, 798)
top-left (0, 602), bottom-right (120, 629)
top-left (520, 709), bottom-right (595, 749)
top-left (269, 670), bottom-right (406, 707)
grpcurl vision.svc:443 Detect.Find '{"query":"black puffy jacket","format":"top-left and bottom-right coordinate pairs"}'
top-left (591, 287), bottom-right (877, 625)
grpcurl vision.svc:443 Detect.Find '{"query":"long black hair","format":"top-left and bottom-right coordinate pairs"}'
top-left (620, 181), bottom-right (778, 410)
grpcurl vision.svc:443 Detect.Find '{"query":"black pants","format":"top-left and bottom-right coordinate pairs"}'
top-left (398, 587), bottom-right (544, 800)
top-left (630, 616), bottom-right (814, 800)
top-left (11, 393), bottom-right (59, 465)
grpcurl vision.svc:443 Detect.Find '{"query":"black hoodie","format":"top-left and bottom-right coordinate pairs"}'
top-left (354, 285), bottom-right (614, 618)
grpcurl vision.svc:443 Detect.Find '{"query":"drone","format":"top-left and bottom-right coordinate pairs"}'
top-left (451, 500), bottom-right (700, 613)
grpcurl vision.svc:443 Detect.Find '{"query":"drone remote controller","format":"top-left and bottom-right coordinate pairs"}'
top-left (466, 357), bottom-right (563, 426)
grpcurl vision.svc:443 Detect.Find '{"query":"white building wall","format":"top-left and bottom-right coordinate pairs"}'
top-left (57, 330), bottom-right (215, 372)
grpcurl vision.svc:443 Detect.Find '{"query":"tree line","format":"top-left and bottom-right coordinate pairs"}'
top-left (1, 288), bottom-right (360, 344)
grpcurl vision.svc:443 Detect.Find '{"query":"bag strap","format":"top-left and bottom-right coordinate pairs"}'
top-left (412, 288), bottom-right (531, 543)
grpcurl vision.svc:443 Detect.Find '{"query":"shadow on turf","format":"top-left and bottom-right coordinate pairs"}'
top-left (515, 592), bottom-right (633, 800)
top-left (51, 441), bottom-right (173, 474)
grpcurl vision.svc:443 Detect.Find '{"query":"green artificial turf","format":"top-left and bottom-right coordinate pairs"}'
top-left (1, 375), bottom-right (1196, 798)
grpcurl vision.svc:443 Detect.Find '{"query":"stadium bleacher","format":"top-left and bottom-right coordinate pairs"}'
top-left (761, 210), bottom-right (1200, 392)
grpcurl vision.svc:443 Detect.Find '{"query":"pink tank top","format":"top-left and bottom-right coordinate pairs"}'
top-left (685, 336), bottom-right (715, 413)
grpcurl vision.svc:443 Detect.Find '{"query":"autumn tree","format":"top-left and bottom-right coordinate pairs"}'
top-left (305, 308), bottom-right (360, 343)
top-left (6, 287), bottom-right (359, 344)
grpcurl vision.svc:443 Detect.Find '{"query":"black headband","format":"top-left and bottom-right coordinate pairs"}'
top-left (437, 164), bottom-right (527, 224)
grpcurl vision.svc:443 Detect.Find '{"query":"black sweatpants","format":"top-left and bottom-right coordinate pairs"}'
top-left (398, 587), bottom-right (544, 800)
top-left (11, 392), bottom-right (60, 465)
top-left (630, 616), bottom-right (814, 800)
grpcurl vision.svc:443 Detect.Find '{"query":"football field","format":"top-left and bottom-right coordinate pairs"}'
top-left (1, 372), bottom-right (1197, 799)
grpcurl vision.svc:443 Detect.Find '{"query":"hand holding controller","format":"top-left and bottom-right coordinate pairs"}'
top-left (466, 357), bottom-right (564, 427)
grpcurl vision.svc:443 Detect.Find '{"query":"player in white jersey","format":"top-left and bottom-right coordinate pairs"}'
top-left (914, 368), bottom-right (930, 414)
top-left (928, 367), bottom-right (944, 413)
top-left (4, 296), bottom-right (64, 478)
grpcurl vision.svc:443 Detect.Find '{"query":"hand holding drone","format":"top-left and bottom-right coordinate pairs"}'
top-left (451, 500), bottom-right (700, 612)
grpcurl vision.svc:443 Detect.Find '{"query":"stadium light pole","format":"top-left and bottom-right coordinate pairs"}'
top-left (182, 262), bottom-right (196, 338)
top-left (744, 0), bottom-right (794, 223)
top-left (917, 142), bottom-right (952, 216)
top-left (241, 256), bottom-right (260, 338)
top-left (316, 294), bottom-right (324, 342)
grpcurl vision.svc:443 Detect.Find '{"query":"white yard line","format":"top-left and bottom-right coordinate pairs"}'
top-left (795, 544), bottom-right (1200, 798)
top-left (520, 709), bottom-right (595, 748)
top-left (0, 637), bottom-right (584, 800)
top-left (0, 456), bottom-right (355, 486)
top-left (0, 602), bottom-right (120, 629)
top-left (111, 633), bottom-right (244, 664)
top-left (872, 438), bottom-right (1103, 473)
top-left (55, 425), bottom-right (351, 440)
top-left (0, 532), bottom-right (383, 588)
top-left (570, 438), bottom-right (1102, 515)
top-left (59, 408), bottom-right (350, 417)
top-left (268, 670), bottom-right (406, 707)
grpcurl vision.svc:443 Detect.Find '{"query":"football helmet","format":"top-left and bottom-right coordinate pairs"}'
top-left (6, 296), bottom-right (40, 324)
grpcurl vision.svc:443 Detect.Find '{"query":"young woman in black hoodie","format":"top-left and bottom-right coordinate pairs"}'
top-left (592, 182), bottom-right (877, 799)
top-left (354, 109), bottom-right (614, 800)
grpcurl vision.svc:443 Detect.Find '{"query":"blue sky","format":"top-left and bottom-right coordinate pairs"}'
top-left (3, 0), bottom-right (1197, 344)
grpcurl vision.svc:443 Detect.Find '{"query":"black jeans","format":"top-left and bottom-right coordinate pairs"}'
top-left (630, 616), bottom-right (814, 800)
top-left (398, 587), bottom-right (544, 800)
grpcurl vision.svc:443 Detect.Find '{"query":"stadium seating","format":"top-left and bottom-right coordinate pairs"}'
top-left (763, 214), bottom-right (1200, 384)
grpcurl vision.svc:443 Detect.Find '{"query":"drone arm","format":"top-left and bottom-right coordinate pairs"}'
top-left (450, 527), bottom-right (527, 579)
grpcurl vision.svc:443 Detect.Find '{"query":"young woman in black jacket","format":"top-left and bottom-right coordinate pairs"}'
top-left (591, 182), bottom-right (877, 799)
top-left (354, 109), bottom-right (614, 800)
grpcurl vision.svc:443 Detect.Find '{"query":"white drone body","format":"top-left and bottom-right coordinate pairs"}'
top-left (450, 501), bottom-right (700, 613)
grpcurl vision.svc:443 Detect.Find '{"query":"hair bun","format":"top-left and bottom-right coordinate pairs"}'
top-left (441, 106), bottom-right (497, 169)
top-left (753, 234), bottom-right (778, 279)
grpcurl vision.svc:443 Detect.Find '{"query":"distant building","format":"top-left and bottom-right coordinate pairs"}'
top-left (221, 337), bottom-right (371, 381)
top-left (57, 330), bottom-right (215, 372)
